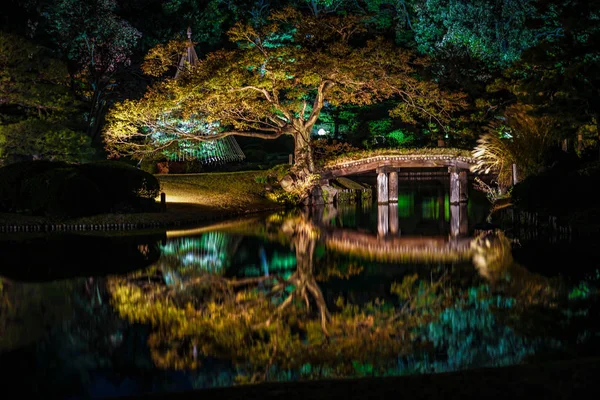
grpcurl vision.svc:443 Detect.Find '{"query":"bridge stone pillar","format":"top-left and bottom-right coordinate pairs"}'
top-left (377, 168), bottom-right (389, 204)
top-left (377, 204), bottom-right (389, 237)
top-left (389, 170), bottom-right (398, 203)
top-left (459, 170), bottom-right (468, 202)
top-left (449, 167), bottom-right (460, 204)
top-left (449, 167), bottom-right (469, 204)
top-left (389, 203), bottom-right (399, 235)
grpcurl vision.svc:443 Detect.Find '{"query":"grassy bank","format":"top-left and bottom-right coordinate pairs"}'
top-left (0, 171), bottom-right (281, 230)
top-left (157, 171), bottom-right (275, 211)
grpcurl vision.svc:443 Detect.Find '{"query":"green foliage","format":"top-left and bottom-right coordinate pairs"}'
top-left (0, 33), bottom-right (93, 165)
top-left (411, 0), bottom-right (541, 67)
top-left (43, 0), bottom-right (142, 138)
top-left (0, 119), bottom-right (94, 165)
top-left (266, 189), bottom-right (302, 206)
top-left (386, 129), bottom-right (414, 146)
top-left (479, 1), bottom-right (600, 159)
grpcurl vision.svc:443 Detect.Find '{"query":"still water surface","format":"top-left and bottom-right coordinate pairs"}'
top-left (1, 180), bottom-right (599, 398)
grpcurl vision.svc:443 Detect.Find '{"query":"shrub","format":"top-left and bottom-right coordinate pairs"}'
top-left (0, 160), bottom-right (161, 217)
top-left (254, 164), bottom-right (292, 185)
top-left (21, 168), bottom-right (101, 218)
top-left (0, 160), bottom-right (69, 212)
top-left (78, 161), bottom-right (161, 204)
top-left (512, 165), bottom-right (600, 213)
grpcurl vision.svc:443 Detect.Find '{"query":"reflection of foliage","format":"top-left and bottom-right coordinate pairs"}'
top-left (315, 260), bottom-right (364, 281)
top-left (471, 230), bottom-right (568, 307)
top-left (106, 219), bottom-right (600, 386)
top-left (421, 285), bottom-right (534, 372)
top-left (470, 230), bottom-right (600, 350)
top-left (108, 267), bottom-right (453, 380)
top-left (160, 233), bottom-right (236, 275)
top-left (107, 213), bottom-right (455, 379)
top-left (0, 279), bottom-right (75, 352)
top-left (238, 250), bottom-right (297, 278)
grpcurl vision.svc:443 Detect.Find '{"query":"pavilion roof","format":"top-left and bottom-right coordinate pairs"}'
top-left (175, 26), bottom-right (200, 79)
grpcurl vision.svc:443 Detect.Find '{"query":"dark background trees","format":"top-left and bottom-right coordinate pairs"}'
top-left (2, 0), bottom-right (599, 167)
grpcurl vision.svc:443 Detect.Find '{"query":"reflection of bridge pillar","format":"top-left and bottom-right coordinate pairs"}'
top-left (378, 204), bottom-right (389, 237)
top-left (389, 204), bottom-right (399, 235)
top-left (450, 203), bottom-right (468, 238)
top-left (377, 169), bottom-right (389, 204)
top-left (389, 171), bottom-right (398, 203)
top-left (438, 187), bottom-right (445, 231)
top-left (449, 167), bottom-right (468, 204)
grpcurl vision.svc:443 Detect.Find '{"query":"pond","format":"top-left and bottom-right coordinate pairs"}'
top-left (1, 179), bottom-right (599, 398)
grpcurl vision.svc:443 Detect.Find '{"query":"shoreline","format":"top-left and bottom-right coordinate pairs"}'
top-left (0, 202), bottom-right (285, 233)
top-left (120, 356), bottom-right (600, 400)
top-left (0, 171), bottom-right (285, 233)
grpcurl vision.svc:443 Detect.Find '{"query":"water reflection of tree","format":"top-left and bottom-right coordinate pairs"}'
top-left (470, 231), bottom-right (600, 357)
top-left (158, 232), bottom-right (243, 287)
top-left (108, 218), bottom-right (600, 385)
top-left (0, 275), bottom-right (126, 395)
top-left (108, 213), bottom-right (453, 381)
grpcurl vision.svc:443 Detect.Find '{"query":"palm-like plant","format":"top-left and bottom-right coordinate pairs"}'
top-left (472, 105), bottom-right (555, 190)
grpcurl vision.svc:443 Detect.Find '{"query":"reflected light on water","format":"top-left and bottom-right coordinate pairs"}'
top-left (2, 180), bottom-right (599, 398)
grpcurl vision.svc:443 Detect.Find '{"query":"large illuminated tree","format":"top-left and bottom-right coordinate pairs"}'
top-left (104, 8), bottom-right (464, 177)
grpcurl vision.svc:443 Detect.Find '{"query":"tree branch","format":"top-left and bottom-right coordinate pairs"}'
top-left (306, 80), bottom-right (334, 127)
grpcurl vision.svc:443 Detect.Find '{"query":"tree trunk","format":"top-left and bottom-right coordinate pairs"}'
top-left (294, 129), bottom-right (315, 173)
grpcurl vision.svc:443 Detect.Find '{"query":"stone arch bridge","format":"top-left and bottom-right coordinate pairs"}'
top-left (319, 152), bottom-right (479, 204)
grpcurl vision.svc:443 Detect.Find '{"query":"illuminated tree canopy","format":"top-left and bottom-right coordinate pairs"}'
top-left (103, 8), bottom-right (466, 173)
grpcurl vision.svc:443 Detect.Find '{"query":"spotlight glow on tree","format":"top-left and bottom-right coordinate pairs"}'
top-left (104, 8), bottom-right (466, 178)
top-left (138, 27), bottom-right (245, 165)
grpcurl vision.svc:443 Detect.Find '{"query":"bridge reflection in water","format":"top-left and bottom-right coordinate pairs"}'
top-left (165, 179), bottom-right (481, 269)
top-left (314, 201), bottom-right (470, 264)
top-left (371, 202), bottom-right (468, 238)
top-left (309, 178), bottom-right (473, 264)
